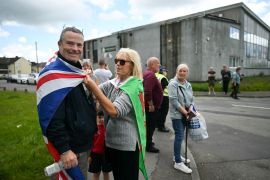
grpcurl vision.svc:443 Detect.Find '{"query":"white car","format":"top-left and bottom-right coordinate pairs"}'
top-left (6, 74), bottom-right (18, 83)
top-left (17, 74), bottom-right (29, 84)
top-left (27, 73), bottom-right (39, 85)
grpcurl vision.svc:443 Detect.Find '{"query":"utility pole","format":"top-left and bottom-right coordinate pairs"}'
top-left (35, 41), bottom-right (39, 73)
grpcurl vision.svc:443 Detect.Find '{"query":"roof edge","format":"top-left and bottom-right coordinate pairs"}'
top-left (85, 2), bottom-right (269, 41)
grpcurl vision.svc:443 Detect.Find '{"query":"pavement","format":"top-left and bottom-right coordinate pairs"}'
top-left (142, 118), bottom-right (197, 180)
top-left (141, 91), bottom-right (270, 180)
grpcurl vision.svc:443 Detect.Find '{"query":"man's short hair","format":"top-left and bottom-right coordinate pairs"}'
top-left (59, 27), bottom-right (84, 42)
top-left (146, 57), bottom-right (159, 68)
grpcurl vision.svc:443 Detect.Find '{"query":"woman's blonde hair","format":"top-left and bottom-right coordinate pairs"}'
top-left (117, 48), bottom-right (143, 80)
top-left (175, 63), bottom-right (189, 77)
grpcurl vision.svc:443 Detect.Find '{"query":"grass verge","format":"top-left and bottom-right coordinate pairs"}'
top-left (191, 75), bottom-right (270, 92)
top-left (0, 91), bottom-right (51, 179)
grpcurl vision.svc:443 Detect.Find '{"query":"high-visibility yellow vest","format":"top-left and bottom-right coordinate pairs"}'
top-left (155, 73), bottom-right (168, 96)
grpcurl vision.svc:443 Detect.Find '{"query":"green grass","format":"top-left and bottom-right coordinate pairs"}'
top-left (0, 91), bottom-right (51, 179)
top-left (191, 75), bottom-right (270, 92)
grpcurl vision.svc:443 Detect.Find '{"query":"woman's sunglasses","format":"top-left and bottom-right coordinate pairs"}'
top-left (114, 58), bottom-right (132, 66)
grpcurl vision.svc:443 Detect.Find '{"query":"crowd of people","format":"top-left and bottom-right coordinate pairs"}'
top-left (207, 65), bottom-right (242, 99)
top-left (37, 26), bottom-right (243, 180)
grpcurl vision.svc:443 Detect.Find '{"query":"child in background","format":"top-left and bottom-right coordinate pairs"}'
top-left (88, 110), bottom-right (112, 180)
top-left (82, 59), bottom-right (100, 109)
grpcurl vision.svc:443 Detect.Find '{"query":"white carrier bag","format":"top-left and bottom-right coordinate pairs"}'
top-left (188, 112), bottom-right (209, 141)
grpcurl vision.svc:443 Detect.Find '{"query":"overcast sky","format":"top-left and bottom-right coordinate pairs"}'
top-left (0, 0), bottom-right (269, 62)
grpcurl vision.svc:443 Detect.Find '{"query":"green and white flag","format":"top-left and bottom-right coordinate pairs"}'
top-left (120, 77), bottom-right (148, 180)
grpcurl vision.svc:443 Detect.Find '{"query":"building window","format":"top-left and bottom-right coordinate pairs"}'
top-left (244, 31), bottom-right (268, 59)
top-left (229, 56), bottom-right (240, 67)
top-left (229, 27), bottom-right (239, 40)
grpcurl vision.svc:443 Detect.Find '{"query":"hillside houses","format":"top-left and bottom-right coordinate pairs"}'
top-left (0, 56), bottom-right (45, 77)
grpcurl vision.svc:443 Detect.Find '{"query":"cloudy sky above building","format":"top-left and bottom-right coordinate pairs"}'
top-left (0, 0), bottom-right (269, 62)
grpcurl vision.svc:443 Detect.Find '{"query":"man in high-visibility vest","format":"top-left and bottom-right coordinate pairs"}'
top-left (155, 66), bottom-right (169, 132)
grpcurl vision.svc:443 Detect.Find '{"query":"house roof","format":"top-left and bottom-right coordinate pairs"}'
top-left (0, 56), bottom-right (21, 65)
top-left (31, 61), bottom-right (46, 66)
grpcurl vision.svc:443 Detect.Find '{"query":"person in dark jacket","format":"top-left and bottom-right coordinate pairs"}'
top-left (46, 27), bottom-right (97, 178)
top-left (220, 65), bottom-right (231, 95)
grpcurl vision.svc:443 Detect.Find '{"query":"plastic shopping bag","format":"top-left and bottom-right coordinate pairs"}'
top-left (188, 113), bottom-right (209, 141)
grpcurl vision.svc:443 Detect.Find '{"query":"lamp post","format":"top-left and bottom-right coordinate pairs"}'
top-left (35, 41), bottom-right (39, 73)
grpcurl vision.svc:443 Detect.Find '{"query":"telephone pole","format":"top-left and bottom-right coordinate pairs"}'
top-left (35, 41), bottom-right (39, 73)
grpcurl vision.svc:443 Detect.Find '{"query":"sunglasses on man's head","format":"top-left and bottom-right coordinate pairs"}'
top-left (114, 58), bottom-right (132, 66)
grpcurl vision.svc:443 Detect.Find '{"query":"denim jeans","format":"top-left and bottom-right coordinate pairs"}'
top-left (172, 118), bottom-right (186, 163)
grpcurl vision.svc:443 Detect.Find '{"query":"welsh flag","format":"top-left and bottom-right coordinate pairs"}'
top-left (120, 77), bottom-right (148, 180)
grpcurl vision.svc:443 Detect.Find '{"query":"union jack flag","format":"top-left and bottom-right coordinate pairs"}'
top-left (36, 53), bottom-right (86, 179)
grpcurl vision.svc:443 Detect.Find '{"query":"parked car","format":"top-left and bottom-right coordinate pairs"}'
top-left (0, 74), bottom-right (7, 80)
top-left (27, 73), bottom-right (39, 85)
top-left (17, 74), bottom-right (29, 84)
top-left (6, 74), bottom-right (18, 83)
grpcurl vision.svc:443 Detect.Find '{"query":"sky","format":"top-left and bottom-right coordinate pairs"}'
top-left (0, 0), bottom-right (269, 63)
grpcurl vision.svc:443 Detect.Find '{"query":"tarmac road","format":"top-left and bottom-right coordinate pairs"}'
top-left (150, 96), bottom-right (270, 180)
top-left (0, 80), bottom-right (36, 92)
top-left (188, 97), bottom-right (270, 180)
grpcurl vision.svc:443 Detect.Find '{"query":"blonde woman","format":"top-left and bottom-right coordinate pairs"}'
top-left (84, 48), bottom-right (147, 180)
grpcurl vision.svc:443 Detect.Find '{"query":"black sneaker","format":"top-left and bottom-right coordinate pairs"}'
top-left (158, 127), bottom-right (169, 132)
top-left (146, 146), bottom-right (160, 153)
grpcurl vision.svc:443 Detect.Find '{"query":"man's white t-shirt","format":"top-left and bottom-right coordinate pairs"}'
top-left (93, 69), bottom-right (113, 84)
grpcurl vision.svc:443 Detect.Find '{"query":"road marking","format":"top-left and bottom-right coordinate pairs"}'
top-left (232, 104), bottom-right (270, 110)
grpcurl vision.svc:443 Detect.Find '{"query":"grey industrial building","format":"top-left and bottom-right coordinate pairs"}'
top-left (83, 2), bottom-right (270, 81)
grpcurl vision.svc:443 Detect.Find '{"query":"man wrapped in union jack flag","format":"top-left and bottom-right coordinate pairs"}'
top-left (37, 27), bottom-right (97, 179)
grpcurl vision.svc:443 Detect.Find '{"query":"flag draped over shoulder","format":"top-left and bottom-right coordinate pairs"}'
top-left (37, 53), bottom-right (85, 135)
top-left (120, 77), bottom-right (148, 180)
top-left (36, 53), bottom-right (86, 179)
